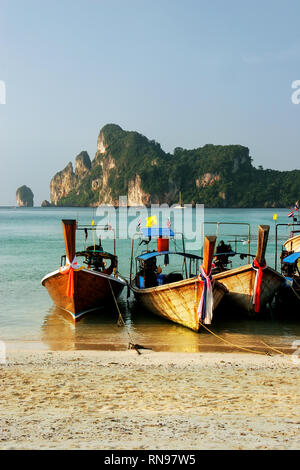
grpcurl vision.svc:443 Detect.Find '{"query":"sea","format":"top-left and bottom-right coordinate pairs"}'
top-left (0, 206), bottom-right (299, 353)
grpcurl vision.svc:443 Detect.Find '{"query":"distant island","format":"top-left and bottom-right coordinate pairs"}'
top-left (49, 124), bottom-right (300, 208)
top-left (16, 185), bottom-right (34, 207)
top-left (41, 200), bottom-right (51, 207)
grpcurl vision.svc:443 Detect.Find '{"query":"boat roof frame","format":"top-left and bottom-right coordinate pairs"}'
top-left (275, 222), bottom-right (300, 270)
top-left (76, 224), bottom-right (116, 256)
top-left (136, 250), bottom-right (202, 261)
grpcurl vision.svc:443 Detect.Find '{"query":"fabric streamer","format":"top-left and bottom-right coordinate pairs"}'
top-left (59, 256), bottom-right (84, 297)
top-left (252, 257), bottom-right (267, 313)
top-left (197, 265), bottom-right (214, 324)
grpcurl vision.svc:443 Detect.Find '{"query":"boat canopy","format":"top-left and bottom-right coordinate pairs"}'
top-left (137, 251), bottom-right (202, 261)
top-left (282, 252), bottom-right (300, 264)
top-left (141, 228), bottom-right (175, 238)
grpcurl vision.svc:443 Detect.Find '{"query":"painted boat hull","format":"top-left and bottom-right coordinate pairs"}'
top-left (130, 277), bottom-right (227, 331)
top-left (41, 268), bottom-right (125, 321)
top-left (213, 264), bottom-right (284, 314)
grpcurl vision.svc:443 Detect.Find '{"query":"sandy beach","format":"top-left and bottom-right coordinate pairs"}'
top-left (0, 350), bottom-right (299, 450)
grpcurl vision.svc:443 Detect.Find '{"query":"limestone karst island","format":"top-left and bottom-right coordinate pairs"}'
top-left (16, 124), bottom-right (300, 208)
top-left (16, 185), bottom-right (34, 207)
top-left (48, 124), bottom-right (300, 208)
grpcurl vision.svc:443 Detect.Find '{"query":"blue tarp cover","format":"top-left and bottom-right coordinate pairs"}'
top-left (282, 252), bottom-right (300, 264)
top-left (137, 251), bottom-right (201, 261)
top-left (141, 228), bottom-right (175, 237)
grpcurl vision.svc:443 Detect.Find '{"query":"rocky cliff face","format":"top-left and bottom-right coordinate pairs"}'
top-left (50, 162), bottom-right (75, 205)
top-left (50, 125), bottom-right (156, 207)
top-left (41, 200), bottom-right (51, 207)
top-left (48, 123), bottom-right (300, 208)
top-left (16, 185), bottom-right (34, 207)
top-left (50, 151), bottom-right (91, 205)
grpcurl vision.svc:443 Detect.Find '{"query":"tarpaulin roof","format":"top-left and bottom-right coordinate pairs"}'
top-left (137, 251), bottom-right (202, 261)
top-left (141, 228), bottom-right (175, 237)
top-left (282, 252), bottom-right (300, 264)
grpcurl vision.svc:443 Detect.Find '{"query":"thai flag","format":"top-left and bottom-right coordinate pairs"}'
top-left (166, 217), bottom-right (171, 228)
top-left (288, 210), bottom-right (294, 218)
top-left (294, 200), bottom-right (299, 211)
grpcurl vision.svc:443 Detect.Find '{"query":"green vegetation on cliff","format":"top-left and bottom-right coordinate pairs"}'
top-left (50, 124), bottom-right (300, 207)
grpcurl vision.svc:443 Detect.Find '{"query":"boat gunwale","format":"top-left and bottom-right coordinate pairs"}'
top-left (41, 268), bottom-right (126, 286)
top-left (129, 275), bottom-right (228, 295)
top-left (213, 263), bottom-right (284, 281)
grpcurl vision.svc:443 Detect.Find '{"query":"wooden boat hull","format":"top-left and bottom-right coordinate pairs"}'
top-left (130, 277), bottom-right (227, 331)
top-left (41, 268), bottom-right (125, 321)
top-left (283, 234), bottom-right (300, 253)
top-left (214, 264), bottom-right (284, 314)
top-left (274, 281), bottom-right (300, 318)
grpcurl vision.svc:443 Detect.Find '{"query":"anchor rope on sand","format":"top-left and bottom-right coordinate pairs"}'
top-left (108, 279), bottom-right (148, 355)
top-left (199, 322), bottom-right (289, 357)
top-left (259, 340), bottom-right (290, 357)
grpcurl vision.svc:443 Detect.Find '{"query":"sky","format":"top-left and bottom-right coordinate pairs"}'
top-left (0, 0), bottom-right (300, 205)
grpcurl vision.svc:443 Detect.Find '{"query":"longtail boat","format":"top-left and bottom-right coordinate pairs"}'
top-left (283, 233), bottom-right (300, 253)
top-left (213, 225), bottom-right (284, 314)
top-left (129, 228), bottom-right (227, 331)
top-left (276, 228), bottom-right (300, 312)
top-left (41, 219), bottom-right (126, 321)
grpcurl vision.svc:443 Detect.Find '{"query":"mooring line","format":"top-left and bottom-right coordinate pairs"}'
top-left (259, 340), bottom-right (290, 357)
top-left (108, 279), bottom-right (144, 355)
top-left (199, 322), bottom-right (269, 355)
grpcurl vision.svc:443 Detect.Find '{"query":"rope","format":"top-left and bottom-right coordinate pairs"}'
top-left (199, 322), bottom-right (268, 355)
top-left (200, 322), bottom-right (291, 356)
top-left (252, 258), bottom-right (267, 313)
top-left (108, 279), bottom-right (142, 355)
top-left (197, 266), bottom-right (213, 324)
top-left (259, 340), bottom-right (290, 356)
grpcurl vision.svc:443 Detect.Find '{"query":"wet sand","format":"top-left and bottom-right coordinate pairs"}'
top-left (0, 350), bottom-right (299, 450)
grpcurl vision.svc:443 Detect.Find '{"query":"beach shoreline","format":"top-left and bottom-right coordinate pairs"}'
top-left (0, 350), bottom-right (299, 450)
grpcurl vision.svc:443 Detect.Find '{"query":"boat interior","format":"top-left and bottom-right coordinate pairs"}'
top-left (61, 224), bottom-right (118, 275)
top-left (131, 224), bottom-right (254, 290)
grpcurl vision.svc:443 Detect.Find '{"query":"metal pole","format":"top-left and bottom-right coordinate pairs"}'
top-left (129, 238), bottom-right (134, 284)
top-left (182, 234), bottom-right (188, 278)
top-left (275, 224), bottom-right (278, 271)
top-left (113, 229), bottom-right (116, 256)
top-left (248, 224), bottom-right (251, 264)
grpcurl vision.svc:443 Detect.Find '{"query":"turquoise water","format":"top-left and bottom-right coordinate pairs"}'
top-left (0, 207), bottom-right (299, 351)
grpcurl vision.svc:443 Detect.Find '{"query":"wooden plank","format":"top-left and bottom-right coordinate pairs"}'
top-left (256, 225), bottom-right (269, 265)
top-left (202, 236), bottom-right (217, 274)
top-left (131, 275), bottom-right (227, 331)
top-left (62, 219), bottom-right (77, 262)
top-left (284, 234), bottom-right (300, 252)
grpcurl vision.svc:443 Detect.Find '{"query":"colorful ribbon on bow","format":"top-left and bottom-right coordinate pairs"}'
top-left (59, 256), bottom-right (83, 297)
top-left (197, 265), bottom-right (214, 325)
top-left (252, 257), bottom-right (267, 313)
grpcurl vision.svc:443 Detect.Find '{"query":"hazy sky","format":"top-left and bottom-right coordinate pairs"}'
top-left (1, 0), bottom-right (300, 205)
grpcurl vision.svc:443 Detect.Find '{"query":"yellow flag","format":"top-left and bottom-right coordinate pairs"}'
top-left (91, 219), bottom-right (95, 226)
top-left (273, 214), bottom-right (278, 221)
top-left (146, 215), bottom-right (157, 227)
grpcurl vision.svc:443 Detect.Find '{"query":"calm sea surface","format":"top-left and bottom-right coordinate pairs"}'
top-left (0, 207), bottom-right (299, 352)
